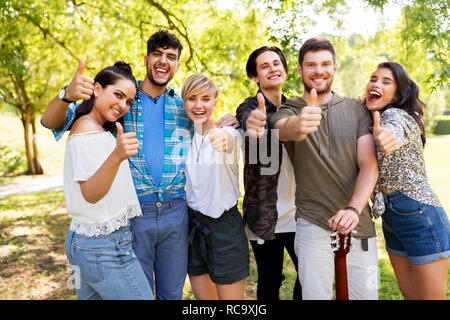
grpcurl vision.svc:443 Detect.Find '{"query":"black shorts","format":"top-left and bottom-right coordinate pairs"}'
top-left (187, 205), bottom-right (250, 285)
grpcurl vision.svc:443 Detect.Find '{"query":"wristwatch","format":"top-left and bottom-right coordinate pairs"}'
top-left (58, 86), bottom-right (74, 103)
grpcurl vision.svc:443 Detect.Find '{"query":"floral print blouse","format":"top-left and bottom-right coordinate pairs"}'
top-left (372, 107), bottom-right (441, 217)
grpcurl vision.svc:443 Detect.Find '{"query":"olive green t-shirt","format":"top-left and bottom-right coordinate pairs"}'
top-left (270, 92), bottom-right (376, 238)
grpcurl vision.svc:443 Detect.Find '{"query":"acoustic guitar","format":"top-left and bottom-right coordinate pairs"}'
top-left (330, 231), bottom-right (351, 300)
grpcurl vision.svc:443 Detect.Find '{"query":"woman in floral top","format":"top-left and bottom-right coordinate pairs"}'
top-left (366, 62), bottom-right (449, 300)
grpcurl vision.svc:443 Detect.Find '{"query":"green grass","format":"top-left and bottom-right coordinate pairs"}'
top-left (424, 137), bottom-right (450, 213)
top-left (0, 191), bottom-right (76, 300)
top-left (432, 115), bottom-right (450, 136)
top-left (1, 191), bottom-right (443, 300)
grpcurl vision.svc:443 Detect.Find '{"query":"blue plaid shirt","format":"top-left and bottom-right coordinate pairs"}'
top-left (43, 82), bottom-right (193, 201)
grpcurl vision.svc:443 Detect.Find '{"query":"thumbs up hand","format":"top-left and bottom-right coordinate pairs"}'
top-left (209, 116), bottom-right (233, 153)
top-left (246, 92), bottom-right (267, 138)
top-left (113, 122), bottom-right (139, 161)
top-left (372, 111), bottom-right (398, 153)
top-left (294, 89), bottom-right (322, 140)
top-left (65, 59), bottom-right (95, 102)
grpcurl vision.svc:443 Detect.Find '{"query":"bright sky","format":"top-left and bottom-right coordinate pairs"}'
top-left (302, 1), bottom-right (404, 39)
top-left (218, 0), bottom-right (405, 39)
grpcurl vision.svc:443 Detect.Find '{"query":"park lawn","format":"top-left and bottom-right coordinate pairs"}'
top-left (0, 191), bottom-right (76, 299)
top-left (1, 192), bottom-right (447, 300)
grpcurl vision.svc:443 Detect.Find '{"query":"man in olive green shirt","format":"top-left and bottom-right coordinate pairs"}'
top-left (270, 38), bottom-right (379, 300)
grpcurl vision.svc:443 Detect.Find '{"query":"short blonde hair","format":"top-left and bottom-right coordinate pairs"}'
top-left (181, 74), bottom-right (218, 101)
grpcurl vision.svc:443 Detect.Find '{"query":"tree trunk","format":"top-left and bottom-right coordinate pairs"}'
top-left (31, 115), bottom-right (43, 174)
top-left (22, 105), bottom-right (43, 175)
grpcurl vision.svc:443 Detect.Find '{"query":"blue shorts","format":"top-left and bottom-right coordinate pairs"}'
top-left (382, 192), bottom-right (450, 264)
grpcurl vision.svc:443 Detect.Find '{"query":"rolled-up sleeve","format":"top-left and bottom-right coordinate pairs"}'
top-left (40, 103), bottom-right (78, 141)
top-left (269, 105), bottom-right (297, 129)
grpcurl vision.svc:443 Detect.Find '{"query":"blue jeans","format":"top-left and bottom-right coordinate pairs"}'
top-left (131, 198), bottom-right (189, 300)
top-left (65, 223), bottom-right (154, 300)
top-left (382, 192), bottom-right (450, 264)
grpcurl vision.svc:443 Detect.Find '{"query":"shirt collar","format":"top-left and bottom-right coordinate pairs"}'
top-left (257, 89), bottom-right (286, 111)
top-left (136, 80), bottom-right (175, 98)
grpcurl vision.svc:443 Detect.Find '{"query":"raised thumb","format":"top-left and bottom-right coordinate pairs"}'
top-left (76, 59), bottom-right (85, 76)
top-left (310, 88), bottom-right (317, 106)
top-left (208, 116), bottom-right (215, 130)
top-left (115, 121), bottom-right (124, 136)
top-left (373, 111), bottom-right (381, 130)
top-left (257, 92), bottom-right (266, 114)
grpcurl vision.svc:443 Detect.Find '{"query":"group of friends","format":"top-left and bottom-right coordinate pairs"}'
top-left (40, 30), bottom-right (450, 300)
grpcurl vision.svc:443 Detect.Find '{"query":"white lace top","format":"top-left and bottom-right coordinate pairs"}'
top-left (63, 131), bottom-right (142, 236)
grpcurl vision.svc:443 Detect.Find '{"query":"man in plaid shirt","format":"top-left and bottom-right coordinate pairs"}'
top-left (42, 30), bottom-right (237, 299)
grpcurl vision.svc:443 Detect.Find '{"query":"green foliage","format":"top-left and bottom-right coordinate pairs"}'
top-left (0, 0), bottom-right (270, 118)
top-left (261, 0), bottom-right (448, 133)
top-left (399, 0), bottom-right (449, 90)
top-left (433, 117), bottom-right (450, 136)
top-left (0, 0), bottom-right (447, 137)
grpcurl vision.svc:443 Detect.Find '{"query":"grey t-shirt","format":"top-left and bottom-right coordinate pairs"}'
top-left (270, 92), bottom-right (376, 238)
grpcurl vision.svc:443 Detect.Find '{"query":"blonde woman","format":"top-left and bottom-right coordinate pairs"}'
top-left (182, 74), bottom-right (249, 300)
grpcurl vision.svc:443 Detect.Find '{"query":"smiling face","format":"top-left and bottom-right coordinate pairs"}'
top-left (92, 78), bottom-right (136, 125)
top-left (183, 89), bottom-right (217, 126)
top-left (365, 67), bottom-right (397, 111)
top-left (144, 46), bottom-right (180, 87)
top-left (252, 50), bottom-right (287, 90)
top-left (298, 49), bottom-right (336, 95)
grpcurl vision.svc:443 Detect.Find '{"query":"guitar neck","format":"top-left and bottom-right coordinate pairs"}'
top-left (334, 254), bottom-right (349, 300)
top-left (331, 232), bottom-right (351, 300)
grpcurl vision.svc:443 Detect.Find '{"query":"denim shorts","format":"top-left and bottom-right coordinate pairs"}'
top-left (382, 192), bottom-right (450, 264)
top-left (188, 205), bottom-right (250, 285)
top-left (65, 222), bottom-right (154, 300)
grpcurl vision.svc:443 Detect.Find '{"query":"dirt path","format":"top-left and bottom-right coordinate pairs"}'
top-left (0, 175), bottom-right (63, 199)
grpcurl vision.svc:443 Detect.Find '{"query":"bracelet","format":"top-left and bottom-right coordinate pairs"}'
top-left (345, 206), bottom-right (360, 216)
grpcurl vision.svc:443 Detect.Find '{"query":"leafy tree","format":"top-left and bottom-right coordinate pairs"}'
top-left (260, 0), bottom-right (449, 93)
top-left (257, 0), bottom-right (448, 132)
top-left (367, 0), bottom-right (449, 90)
top-left (2, 0), bottom-right (447, 176)
top-left (0, 0), bottom-right (267, 174)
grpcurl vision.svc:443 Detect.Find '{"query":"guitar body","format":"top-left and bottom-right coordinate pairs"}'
top-left (331, 232), bottom-right (351, 300)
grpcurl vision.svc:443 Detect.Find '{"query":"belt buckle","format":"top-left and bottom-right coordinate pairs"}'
top-left (156, 201), bottom-right (162, 208)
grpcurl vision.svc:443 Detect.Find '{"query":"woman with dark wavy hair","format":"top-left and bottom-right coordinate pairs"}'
top-left (366, 61), bottom-right (449, 299)
top-left (63, 61), bottom-right (153, 300)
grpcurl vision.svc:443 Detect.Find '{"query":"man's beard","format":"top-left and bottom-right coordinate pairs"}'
top-left (146, 63), bottom-right (172, 87)
top-left (303, 81), bottom-right (332, 95)
top-left (148, 72), bottom-right (170, 87)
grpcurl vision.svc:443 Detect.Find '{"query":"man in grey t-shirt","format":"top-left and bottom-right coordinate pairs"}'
top-left (269, 38), bottom-right (379, 300)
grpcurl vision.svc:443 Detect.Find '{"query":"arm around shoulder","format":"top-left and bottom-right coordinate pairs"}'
top-left (41, 96), bottom-right (73, 129)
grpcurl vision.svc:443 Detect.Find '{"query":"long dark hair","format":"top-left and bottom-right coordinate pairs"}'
top-left (378, 61), bottom-right (427, 146)
top-left (70, 61), bottom-right (137, 133)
